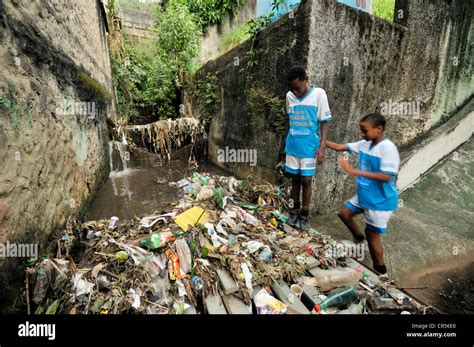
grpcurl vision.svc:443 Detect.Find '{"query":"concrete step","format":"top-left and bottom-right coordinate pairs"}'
top-left (216, 268), bottom-right (239, 295)
top-left (205, 294), bottom-right (227, 314)
top-left (271, 280), bottom-right (311, 314)
top-left (222, 295), bottom-right (252, 314)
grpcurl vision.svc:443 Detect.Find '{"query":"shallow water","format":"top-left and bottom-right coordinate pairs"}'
top-left (84, 144), bottom-right (227, 221)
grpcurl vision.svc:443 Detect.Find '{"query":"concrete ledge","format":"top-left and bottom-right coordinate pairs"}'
top-left (397, 100), bottom-right (474, 192)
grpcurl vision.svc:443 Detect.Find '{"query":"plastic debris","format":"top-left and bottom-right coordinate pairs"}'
top-left (174, 206), bottom-right (209, 231)
top-left (254, 288), bottom-right (288, 314)
top-left (24, 172), bottom-right (428, 315)
top-left (108, 216), bottom-right (119, 230)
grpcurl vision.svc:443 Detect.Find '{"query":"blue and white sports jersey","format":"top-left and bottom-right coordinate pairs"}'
top-left (284, 87), bottom-right (332, 158)
top-left (346, 139), bottom-right (400, 211)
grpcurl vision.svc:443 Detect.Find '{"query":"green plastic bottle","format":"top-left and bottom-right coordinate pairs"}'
top-left (139, 232), bottom-right (173, 250)
top-left (214, 187), bottom-right (225, 209)
top-left (192, 172), bottom-right (208, 185)
top-left (314, 286), bottom-right (358, 313)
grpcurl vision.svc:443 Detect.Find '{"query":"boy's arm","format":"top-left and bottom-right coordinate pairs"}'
top-left (325, 140), bottom-right (348, 152)
top-left (338, 155), bottom-right (392, 182)
top-left (316, 122), bottom-right (329, 165)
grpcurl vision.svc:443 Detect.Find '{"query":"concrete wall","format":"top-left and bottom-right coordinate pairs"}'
top-left (121, 8), bottom-right (155, 40)
top-left (186, 0), bottom-right (312, 183)
top-left (0, 0), bottom-right (114, 311)
top-left (198, 0), bottom-right (257, 64)
top-left (398, 100), bottom-right (474, 192)
top-left (186, 0), bottom-right (473, 214)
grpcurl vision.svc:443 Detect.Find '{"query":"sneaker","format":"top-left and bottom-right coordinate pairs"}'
top-left (379, 273), bottom-right (392, 283)
top-left (298, 214), bottom-right (311, 231)
top-left (286, 210), bottom-right (300, 228)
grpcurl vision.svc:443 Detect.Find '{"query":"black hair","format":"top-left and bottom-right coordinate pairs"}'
top-left (360, 113), bottom-right (386, 130)
top-left (287, 65), bottom-right (307, 82)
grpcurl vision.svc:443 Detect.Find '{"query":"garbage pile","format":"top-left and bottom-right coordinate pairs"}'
top-left (116, 117), bottom-right (204, 160)
top-left (26, 172), bottom-right (431, 315)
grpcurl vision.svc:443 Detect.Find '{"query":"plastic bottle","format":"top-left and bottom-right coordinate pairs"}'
top-left (139, 232), bottom-right (175, 250)
top-left (311, 268), bottom-right (362, 291)
top-left (192, 172), bottom-right (208, 185)
top-left (361, 271), bottom-right (377, 288)
top-left (314, 286), bottom-right (358, 313)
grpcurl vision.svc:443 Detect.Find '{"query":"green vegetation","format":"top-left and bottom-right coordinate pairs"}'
top-left (110, 0), bottom-right (293, 125)
top-left (218, 25), bottom-right (251, 53)
top-left (110, 0), bottom-right (202, 124)
top-left (111, 0), bottom-right (246, 124)
top-left (175, 0), bottom-right (245, 28)
top-left (116, 0), bottom-right (158, 12)
top-left (188, 73), bottom-right (219, 123)
top-left (78, 71), bottom-right (112, 101)
top-left (373, 0), bottom-right (395, 22)
top-left (248, 85), bottom-right (286, 134)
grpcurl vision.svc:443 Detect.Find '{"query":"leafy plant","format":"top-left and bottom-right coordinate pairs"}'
top-left (177, 0), bottom-right (245, 28)
top-left (188, 73), bottom-right (219, 123)
top-left (110, 0), bottom-right (202, 124)
top-left (247, 85), bottom-right (286, 133)
top-left (373, 0), bottom-right (395, 22)
top-left (153, 1), bottom-right (202, 74)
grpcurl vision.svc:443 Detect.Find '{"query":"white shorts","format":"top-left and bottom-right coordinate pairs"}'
top-left (345, 195), bottom-right (394, 234)
top-left (284, 155), bottom-right (316, 177)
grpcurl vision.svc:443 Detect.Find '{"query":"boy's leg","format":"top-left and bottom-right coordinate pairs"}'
top-left (338, 206), bottom-right (365, 242)
top-left (298, 175), bottom-right (313, 231)
top-left (284, 155), bottom-right (305, 228)
top-left (365, 226), bottom-right (386, 274)
top-left (301, 176), bottom-right (312, 213)
top-left (286, 174), bottom-right (302, 228)
top-left (284, 155), bottom-right (302, 210)
top-left (290, 174), bottom-right (301, 209)
top-left (362, 209), bottom-right (393, 276)
top-left (338, 195), bottom-right (365, 242)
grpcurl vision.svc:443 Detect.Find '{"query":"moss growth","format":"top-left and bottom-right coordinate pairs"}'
top-left (0, 84), bottom-right (31, 134)
top-left (78, 70), bottom-right (112, 102)
top-left (373, 0), bottom-right (395, 22)
top-left (189, 72), bottom-right (219, 123)
top-left (247, 85), bottom-right (286, 134)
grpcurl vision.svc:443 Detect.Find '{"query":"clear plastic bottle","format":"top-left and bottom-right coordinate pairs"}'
top-left (314, 286), bottom-right (358, 313)
top-left (311, 268), bottom-right (362, 291)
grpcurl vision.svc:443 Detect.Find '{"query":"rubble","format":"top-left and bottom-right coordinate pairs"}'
top-left (26, 172), bottom-right (432, 315)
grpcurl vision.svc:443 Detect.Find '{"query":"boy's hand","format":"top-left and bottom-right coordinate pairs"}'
top-left (338, 155), bottom-right (354, 175)
top-left (316, 147), bottom-right (325, 165)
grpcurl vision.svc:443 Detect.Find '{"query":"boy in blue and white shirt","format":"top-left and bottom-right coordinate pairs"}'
top-left (284, 66), bottom-right (332, 231)
top-left (326, 113), bottom-right (400, 279)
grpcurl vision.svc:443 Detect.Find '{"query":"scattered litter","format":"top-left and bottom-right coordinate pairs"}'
top-left (25, 172), bottom-right (429, 314)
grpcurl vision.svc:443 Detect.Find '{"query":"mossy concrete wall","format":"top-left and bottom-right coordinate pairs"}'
top-left (185, 0), bottom-right (312, 183)
top-left (0, 0), bottom-right (114, 311)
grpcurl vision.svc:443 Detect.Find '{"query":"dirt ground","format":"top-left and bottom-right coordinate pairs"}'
top-left (401, 256), bottom-right (474, 314)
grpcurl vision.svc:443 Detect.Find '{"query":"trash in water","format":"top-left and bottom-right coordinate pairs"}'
top-left (174, 206), bottom-right (209, 231)
top-left (24, 172), bottom-right (428, 315)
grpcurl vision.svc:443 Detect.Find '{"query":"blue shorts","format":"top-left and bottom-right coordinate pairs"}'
top-left (346, 195), bottom-right (394, 234)
top-left (284, 154), bottom-right (316, 177)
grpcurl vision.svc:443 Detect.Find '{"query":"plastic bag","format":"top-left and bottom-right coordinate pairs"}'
top-left (175, 239), bottom-right (192, 274)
